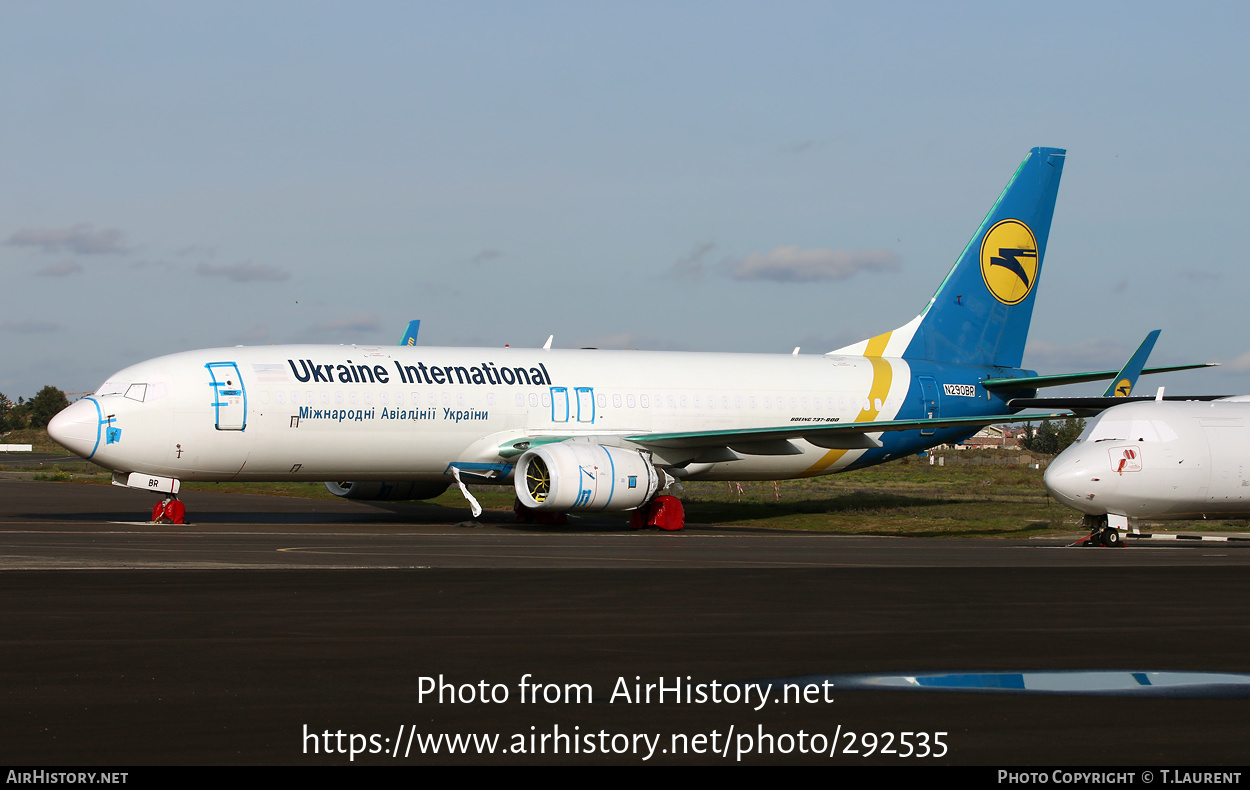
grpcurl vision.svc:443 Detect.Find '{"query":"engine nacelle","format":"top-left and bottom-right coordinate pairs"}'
top-left (514, 443), bottom-right (662, 511)
top-left (324, 480), bottom-right (450, 501)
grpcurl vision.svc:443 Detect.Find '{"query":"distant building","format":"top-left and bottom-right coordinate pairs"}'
top-left (956, 425), bottom-right (1023, 450)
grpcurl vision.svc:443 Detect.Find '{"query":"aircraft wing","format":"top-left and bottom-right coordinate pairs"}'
top-left (624, 412), bottom-right (1073, 451)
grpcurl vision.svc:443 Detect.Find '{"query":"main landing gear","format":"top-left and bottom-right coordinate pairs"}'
top-left (513, 499), bottom-right (568, 525)
top-left (629, 495), bottom-right (686, 532)
top-left (151, 496), bottom-right (185, 525)
top-left (512, 495), bottom-right (686, 531)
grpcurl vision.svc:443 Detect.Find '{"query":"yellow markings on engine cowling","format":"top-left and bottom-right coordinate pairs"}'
top-left (800, 354), bottom-right (894, 476)
top-left (979, 219), bottom-right (1038, 306)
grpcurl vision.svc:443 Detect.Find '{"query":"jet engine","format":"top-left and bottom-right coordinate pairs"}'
top-left (514, 443), bottom-right (662, 511)
top-left (324, 480), bottom-right (450, 500)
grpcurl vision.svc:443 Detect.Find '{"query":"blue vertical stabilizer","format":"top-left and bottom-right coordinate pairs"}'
top-left (901, 147), bottom-right (1065, 368)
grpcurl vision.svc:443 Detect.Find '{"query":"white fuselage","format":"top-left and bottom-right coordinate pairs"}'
top-left (49, 343), bottom-right (942, 484)
top-left (1044, 398), bottom-right (1250, 520)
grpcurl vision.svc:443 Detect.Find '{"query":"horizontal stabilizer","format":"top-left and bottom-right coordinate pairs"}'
top-left (983, 363), bottom-right (1217, 392)
top-left (1008, 395), bottom-right (1227, 415)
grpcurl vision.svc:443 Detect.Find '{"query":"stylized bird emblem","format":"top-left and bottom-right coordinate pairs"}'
top-left (990, 247), bottom-right (1037, 290)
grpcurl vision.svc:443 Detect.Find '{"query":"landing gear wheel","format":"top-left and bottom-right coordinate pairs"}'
top-left (513, 498), bottom-right (536, 524)
top-left (629, 509), bottom-right (648, 530)
top-left (1101, 528), bottom-right (1122, 547)
top-left (163, 500), bottom-right (186, 525)
top-left (513, 499), bottom-right (567, 525)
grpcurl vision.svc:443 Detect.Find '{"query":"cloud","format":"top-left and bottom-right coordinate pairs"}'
top-left (671, 242), bottom-right (717, 280)
top-left (1179, 270), bottom-right (1221, 282)
top-left (2, 320), bottom-right (60, 334)
top-left (196, 261), bottom-right (289, 282)
top-left (177, 244), bottom-right (218, 257)
top-left (6, 224), bottom-right (130, 255)
top-left (35, 261), bottom-right (83, 277)
top-left (469, 249), bottom-right (502, 265)
top-left (724, 246), bottom-right (900, 283)
top-left (1224, 351), bottom-right (1250, 373)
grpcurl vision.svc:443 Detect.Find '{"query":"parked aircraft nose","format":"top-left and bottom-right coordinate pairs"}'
top-left (47, 399), bottom-right (101, 459)
top-left (1043, 448), bottom-right (1093, 509)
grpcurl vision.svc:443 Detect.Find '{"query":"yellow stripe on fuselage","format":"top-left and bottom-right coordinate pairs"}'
top-left (801, 332), bottom-right (895, 476)
top-left (863, 330), bottom-right (892, 358)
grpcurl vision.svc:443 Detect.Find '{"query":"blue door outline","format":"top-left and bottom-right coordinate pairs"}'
top-left (918, 376), bottom-right (940, 436)
top-left (550, 387), bottom-right (569, 423)
top-left (206, 362), bottom-right (247, 431)
top-left (575, 387), bottom-right (595, 423)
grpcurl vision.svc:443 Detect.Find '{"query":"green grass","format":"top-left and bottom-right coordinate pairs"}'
top-left (1, 427), bottom-right (64, 453)
top-left (16, 432), bottom-right (1250, 537)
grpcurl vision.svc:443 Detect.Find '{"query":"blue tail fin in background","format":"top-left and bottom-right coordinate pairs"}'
top-left (1103, 329), bottom-right (1161, 397)
top-left (834, 147), bottom-right (1065, 368)
top-left (398, 320), bottom-right (421, 347)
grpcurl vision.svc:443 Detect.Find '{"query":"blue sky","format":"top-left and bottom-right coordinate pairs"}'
top-left (3, 1), bottom-right (1248, 399)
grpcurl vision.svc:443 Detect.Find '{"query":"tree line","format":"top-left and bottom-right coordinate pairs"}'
top-left (1018, 417), bottom-right (1086, 455)
top-left (0, 386), bottom-right (70, 432)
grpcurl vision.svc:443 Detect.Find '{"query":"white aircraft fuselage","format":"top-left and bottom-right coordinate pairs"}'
top-left (48, 343), bottom-right (1012, 484)
top-left (1044, 398), bottom-right (1250, 525)
top-left (48, 147), bottom-right (1074, 522)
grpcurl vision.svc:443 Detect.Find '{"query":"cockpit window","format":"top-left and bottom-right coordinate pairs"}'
top-left (96, 380), bottom-right (167, 401)
top-left (1080, 416), bottom-right (1178, 443)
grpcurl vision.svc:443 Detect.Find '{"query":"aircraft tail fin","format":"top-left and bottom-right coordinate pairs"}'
top-left (832, 147), bottom-right (1065, 368)
top-left (1103, 330), bottom-right (1160, 397)
top-left (398, 320), bottom-right (421, 347)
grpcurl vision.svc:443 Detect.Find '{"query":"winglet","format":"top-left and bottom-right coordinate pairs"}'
top-left (1103, 329), bottom-right (1160, 397)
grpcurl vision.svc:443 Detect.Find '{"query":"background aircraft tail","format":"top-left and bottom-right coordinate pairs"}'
top-left (833, 147), bottom-right (1065, 369)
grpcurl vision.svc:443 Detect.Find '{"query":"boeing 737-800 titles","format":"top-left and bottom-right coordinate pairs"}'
top-left (46, 147), bottom-right (1194, 528)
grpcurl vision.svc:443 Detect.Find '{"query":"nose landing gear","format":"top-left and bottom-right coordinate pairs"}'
top-left (1076, 514), bottom-right (1128, 547)
top-left (151, 496), bottom-right (185, 525)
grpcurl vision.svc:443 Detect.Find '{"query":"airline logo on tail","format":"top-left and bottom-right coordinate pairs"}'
top-left (979, 219), bottom-right (1038, 305)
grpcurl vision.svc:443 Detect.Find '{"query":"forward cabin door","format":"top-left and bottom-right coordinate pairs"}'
top-left (206, 362), bottom-right (247, 431)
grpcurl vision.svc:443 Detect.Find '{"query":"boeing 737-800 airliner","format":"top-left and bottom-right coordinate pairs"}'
top-left (47, 147), bottom-right (1188, 528)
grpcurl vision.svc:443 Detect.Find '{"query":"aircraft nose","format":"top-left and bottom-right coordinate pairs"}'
top-left (1043, 449), bottom-right (1086, 504)
top-left (47, 399), bottom-right (101, 459)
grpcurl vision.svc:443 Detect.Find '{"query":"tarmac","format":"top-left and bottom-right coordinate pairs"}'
top-left (2, 475), bottom-right (1249, 765)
